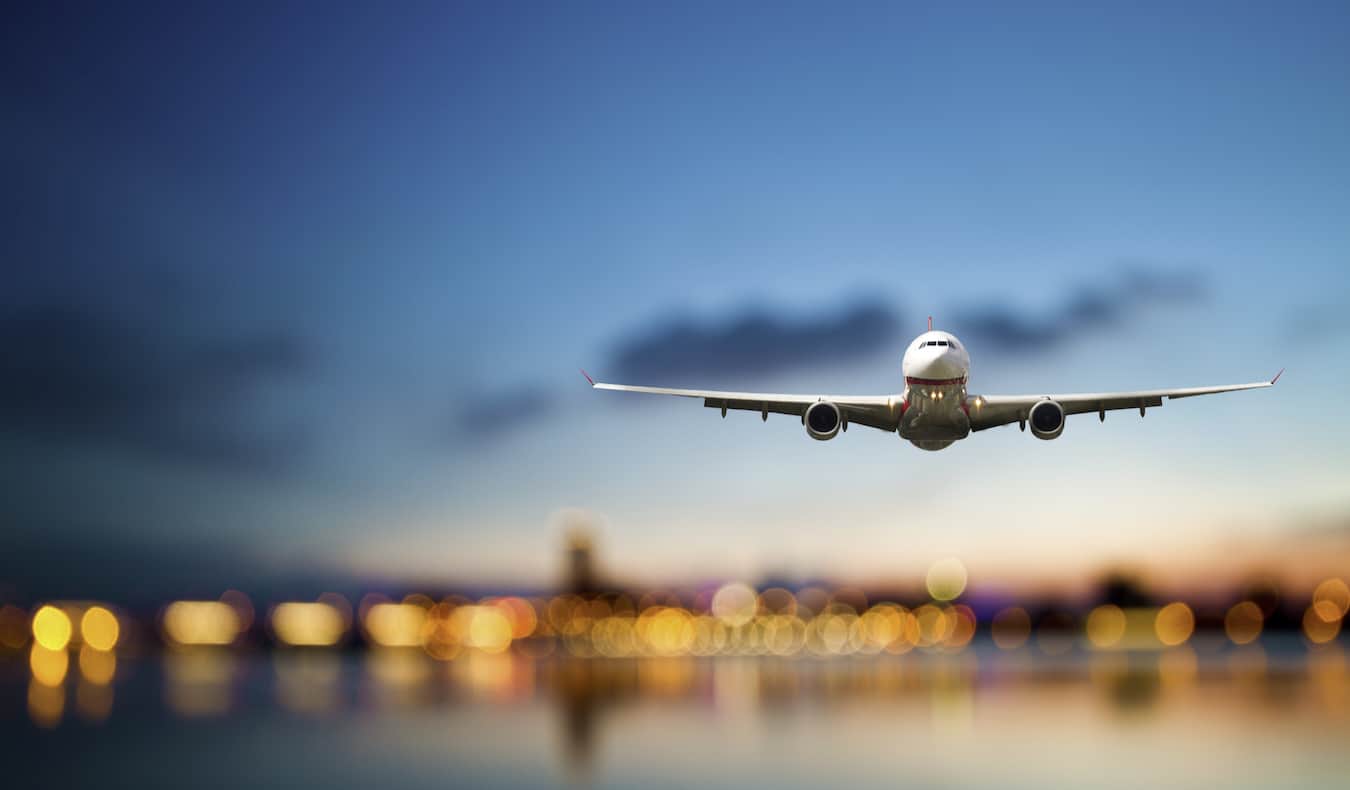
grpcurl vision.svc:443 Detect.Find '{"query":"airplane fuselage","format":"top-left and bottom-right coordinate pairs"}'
top-left (899, 331), bottom-right (972, 450)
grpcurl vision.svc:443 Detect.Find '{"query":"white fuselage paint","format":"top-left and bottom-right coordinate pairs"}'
top-left (899, 331), bottom-right (973, 450)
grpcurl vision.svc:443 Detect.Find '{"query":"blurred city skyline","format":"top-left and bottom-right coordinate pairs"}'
top-left (4, 2), bottom-right (1350, 600)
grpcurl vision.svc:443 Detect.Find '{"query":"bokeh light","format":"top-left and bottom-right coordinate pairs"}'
top-left (163, 601), bottom-right (243, 646)
top-left (1312, 578), bottom-right (1349, 622)
top-left (32, 605), bottom-right (73, 651)
top-left (1224, 601), bottom-right (1264, 645)
top-left (271, 602), bottom-right (347, 647)
top-left (925, 558), bottom-right (968, 602)
top-left (711, 583), bottom-right (758, 627)
top-left (1085, 605), bottom-right (1127, 649)
top-left (1154, 602), bottom-right (1195, 647)
top-left (80, 606), bottom-right (120, 652)
top-left (363, 602), bottom-right (428, 647)
top-left (1303, 605), bottom-right (1343, 644)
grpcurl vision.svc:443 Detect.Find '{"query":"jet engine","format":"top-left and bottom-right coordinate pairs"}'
top-left (803, 401), bottom-right (843, 441)
top-left (1027, 399), bottom-right (1065, 440)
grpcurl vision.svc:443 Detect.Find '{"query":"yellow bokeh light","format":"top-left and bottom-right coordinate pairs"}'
top-left (163, 601), bottom-right (242, 646)
top-left (711, 583), bottom-right (758, 627)
top-left (1312, 578), bottom-right (1349, 621)
top-left (1224, 601), bottom-right (1264, 645)
top-left (81, 606), bottom-right (120, 652)
top-left (913, 604), bottom-right (949, 647)
top-left (32, 605), bottom-right (73, 651)
top-left (78, 645), bottom-right (117, 685)
top-left (925, 558), bottom-right (968, 602)
top-left (271, 602), bottom-right (346, 647)
top-left (363, 603), bottom-right (428, 647)
top-left (991, 607), bottom-right (1031, 649)
top-left (30, 644), bottom-right (69, 687)
top-left (1304, 605), bottom-right (1342, 644)
top-left (1154, 602), bottom-right (1195, 647)
top-left (1085, 604), bottom-right (1127, 649)
top-left (467, 607), bottom-right (513, 653)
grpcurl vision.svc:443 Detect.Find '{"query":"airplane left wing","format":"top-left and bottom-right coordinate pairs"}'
top-left (967, 371), bottom-right (1282, 432)
top-left (584, 373), bottom-right (905, 433)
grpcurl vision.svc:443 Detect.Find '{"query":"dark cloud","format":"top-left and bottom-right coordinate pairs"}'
top-left (0, 305), bottom-right (312, 472)
top-left (607, 300), bottom-right (902, 383)
top-left (952, 269), bottom-right (1208, 354)
top-left (450, 384), bottom-right (554, 443)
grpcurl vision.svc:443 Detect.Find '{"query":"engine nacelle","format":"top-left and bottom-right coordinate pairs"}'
top-left (804, 401), bottom-right (843, 441)
top-left (1028, 399), bottom-right (1065, 440)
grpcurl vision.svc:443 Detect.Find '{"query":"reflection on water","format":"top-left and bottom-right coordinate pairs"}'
top-left (2, 642), bottom-right (1348, 788)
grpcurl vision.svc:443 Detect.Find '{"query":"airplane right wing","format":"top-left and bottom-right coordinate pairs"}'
top-left (967, 371), bottom-right (1282, 432)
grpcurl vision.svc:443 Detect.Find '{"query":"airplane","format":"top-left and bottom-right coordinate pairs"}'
top-left (583, 318), bottom-right (1281, 451)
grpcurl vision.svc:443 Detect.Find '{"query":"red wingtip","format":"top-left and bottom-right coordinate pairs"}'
top-left (1271, 368), bottom-right (1284, 385)
top-left (927, 315), bottom-right (933, 331)
top-left (580, 368), bottom-right (595, 386)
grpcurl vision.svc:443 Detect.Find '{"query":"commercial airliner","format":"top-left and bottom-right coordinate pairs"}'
top-left (584, 319), bottom-right (1281, 451)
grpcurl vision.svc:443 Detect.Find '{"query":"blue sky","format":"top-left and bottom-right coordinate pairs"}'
top-left (4, 2), bottom-right (1349, 600)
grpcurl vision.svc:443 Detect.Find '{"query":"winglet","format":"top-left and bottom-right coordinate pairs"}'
top-left (580, 368), bottom-right (595, 386)
top-left (928, 315), bottom-right (933, 331)
top-left (1270, 368), bottom-right (1284, 385)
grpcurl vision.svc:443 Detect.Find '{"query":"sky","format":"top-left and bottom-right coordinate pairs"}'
top-left (4, 1), bottom-right (1350, 602)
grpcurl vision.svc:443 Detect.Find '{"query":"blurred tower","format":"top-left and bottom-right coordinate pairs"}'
top-left (565, 528), bottom-right (599, 595)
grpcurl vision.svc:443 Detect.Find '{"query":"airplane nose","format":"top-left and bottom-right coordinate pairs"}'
top-left (919, 349), bottom-right (964, 380)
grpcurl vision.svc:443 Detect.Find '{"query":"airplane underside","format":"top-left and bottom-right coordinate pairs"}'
top-left (898, 382), bottom-right (970, 451)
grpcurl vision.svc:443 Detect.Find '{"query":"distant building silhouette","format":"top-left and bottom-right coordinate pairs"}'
top-left (565, 528), bottom-right (599, 595)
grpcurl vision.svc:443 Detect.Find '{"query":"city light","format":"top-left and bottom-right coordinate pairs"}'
top-left (1085, 605), bottom-right (1127, 649)
top-left (32, 605), bottom-right (73, 651)
top-left (80, 606), bottom-right (120, 652)
top-left (162, 601), bottom-right (243, 646)
top-left (925, 558), bottom-right (968, 602)
top-left (1154, 602), bottom-right (1195, 647)
top-left (1224, 601), bottom-right (1264, 645)
top-left (270, 602), bottom-right (347, 647)
top-left (363, 602), bottom-right (428, 647)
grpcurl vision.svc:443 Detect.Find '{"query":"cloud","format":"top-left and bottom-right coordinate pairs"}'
top-left (0, 305), bottom-right (313, 472)
top-left (607, 299), bottom-right (902, 384)
top-left (951, 268), bottom-right (1207, 353)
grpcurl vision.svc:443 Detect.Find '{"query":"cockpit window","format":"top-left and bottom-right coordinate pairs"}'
top-left (938, 340), bottom-right (949, 346)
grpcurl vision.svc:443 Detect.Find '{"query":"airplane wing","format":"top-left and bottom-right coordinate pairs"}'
top-left (967, 370), bottom-right (1283, 432)
top-left (583, 371), bottom-right (905, 432)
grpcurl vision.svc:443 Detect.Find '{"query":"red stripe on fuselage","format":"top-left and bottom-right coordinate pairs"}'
top-left (905, 376), bottom-right (967, 386)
